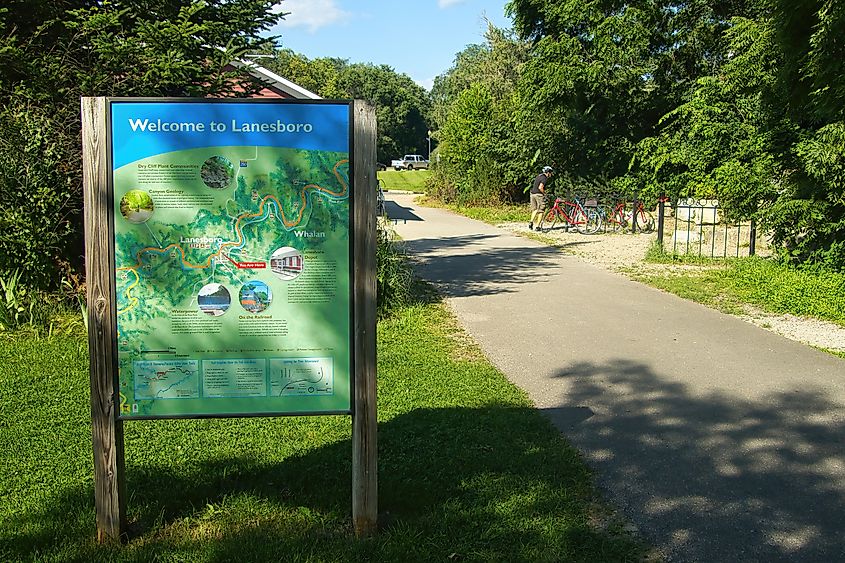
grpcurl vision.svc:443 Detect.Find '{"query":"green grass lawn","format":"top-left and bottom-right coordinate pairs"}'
top-left (632, 253), bottom-right (845, 327)
top-left (378, 169), bottom-right (430, 193)
top-left (435, 201), bottom-right (530, 224)
top-left (0, 295), bottom-right (644, 561)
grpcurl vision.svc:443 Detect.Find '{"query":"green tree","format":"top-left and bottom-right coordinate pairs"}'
top-left (336, 63), bottom-right (431, 164)
top-left (264, 48), bottom-right (346, 98)
top-left (428, 24), bottom-right (530, 204)
top-left (635, 16), bottom-right (779, 217)
top-left (265, 52), bottom-right (430, 164)
top-left (0, 0), bottom-right (282, 289)
top-left (635, 1), bottom-right (845, 269)
top-left (504, 0), bottom-right (763, 200)
top-left (764, 0), bottom-right (845, 268)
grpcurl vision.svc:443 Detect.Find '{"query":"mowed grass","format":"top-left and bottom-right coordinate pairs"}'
top-left (0, 298), bottom-right (644, 561)
top-left (377, 169), bottom-right (430, 193)
top-left (416, 197), bottom-right (531, 224)
top-left (633, 254), bottom-right (845, 326)
top-left (444, 203), bottom-right (529, 224)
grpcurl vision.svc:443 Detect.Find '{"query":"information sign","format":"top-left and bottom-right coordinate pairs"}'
top-left (110, 100), bottom-right (353, 418)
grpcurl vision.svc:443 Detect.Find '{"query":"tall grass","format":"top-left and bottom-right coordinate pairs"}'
top-left (376, 223), bottom-right (414, 316)
top-left (636, 252), bottom-right (845, 326)
top-left (0, 269), bottom-right (84, 336)
top-left (720, 258), bottom-right (845, 324)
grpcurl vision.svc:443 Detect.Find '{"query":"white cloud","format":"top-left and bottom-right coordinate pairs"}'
top-left (416, 77), bottom-right (435, 91)
top-left (273, 0), bottom-right (349, 33)
top-left (438, 0), bottom-right (467, 7)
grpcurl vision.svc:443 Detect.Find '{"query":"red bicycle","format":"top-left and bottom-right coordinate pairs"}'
top-left (540, 195), bottom-right (602, 234)
top-left (601, 197), bottom-right (655, 233)
top-left (623, 200), bottom-right (655, 233)
top-left (602, 198), bottom-right (628, 232)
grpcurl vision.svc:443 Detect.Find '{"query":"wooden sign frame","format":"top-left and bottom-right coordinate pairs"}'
top-left (81, 97), bottom-right (377, 541)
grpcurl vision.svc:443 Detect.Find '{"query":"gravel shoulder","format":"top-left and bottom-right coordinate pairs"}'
top-left (499, 221), bottom-right (845, 354)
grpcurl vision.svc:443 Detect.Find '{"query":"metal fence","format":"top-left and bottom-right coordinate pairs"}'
top-left (546, 193), bottom-right (760, 259)
top-left (657, 198), bottom-right (757, 259)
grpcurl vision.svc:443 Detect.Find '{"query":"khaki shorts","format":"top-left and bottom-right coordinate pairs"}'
top-left (530, 193), bottom-right (546, 212)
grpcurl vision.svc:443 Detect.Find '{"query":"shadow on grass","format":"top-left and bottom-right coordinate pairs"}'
top-left (3, 406), bottom-right (642, 562)
top-left (547, 358), bottom-right (845, 562)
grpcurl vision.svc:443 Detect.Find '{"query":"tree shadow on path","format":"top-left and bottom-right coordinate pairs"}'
top-left (3, 406), bottom-right (645, 562)
top-left (401, 234), bottom-right (595, 298)
top-left (548, 358), bottom-right (845, 562)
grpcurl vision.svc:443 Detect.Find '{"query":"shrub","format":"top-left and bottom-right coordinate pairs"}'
top-left (376, 224), bottom-right (413, 316)
top-left (0, 100), bottom-right (81, 290)
top-left (0, 269), bottom-right (84, 336)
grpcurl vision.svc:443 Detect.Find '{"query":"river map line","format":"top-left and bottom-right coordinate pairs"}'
top-left (116, 157), bottom-right (349, 316)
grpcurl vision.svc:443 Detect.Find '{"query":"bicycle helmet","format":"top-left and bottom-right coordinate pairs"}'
top-left (542, 166), bottom-right (554, 174)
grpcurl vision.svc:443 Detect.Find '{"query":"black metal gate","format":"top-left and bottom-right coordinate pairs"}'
top-left (657, 198), bottom-right (757, 258)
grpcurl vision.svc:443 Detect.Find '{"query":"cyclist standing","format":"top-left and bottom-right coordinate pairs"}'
top-left (529, 166), bottom-right (554, 231)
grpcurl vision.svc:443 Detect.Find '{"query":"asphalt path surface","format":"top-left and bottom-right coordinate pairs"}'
top-left (384, 192), bottom-right (845, 562)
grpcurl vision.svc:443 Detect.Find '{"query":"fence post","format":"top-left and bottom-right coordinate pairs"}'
top-left (631, 197), bottom-right (638, 233)
top-left (749, 219), bottom-right (757, 257)
top-left (657, 194), bottom-right (665, 248)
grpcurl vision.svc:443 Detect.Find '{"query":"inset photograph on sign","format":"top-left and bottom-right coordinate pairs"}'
top-left (197, 283), bottom-right (231, 316)
top-left (200, 155), bottom-right (235, 189)
top-left (270, 246), bottom-right (304, 280)
top-left (239, 280), bottom-right (272, 313)
top-left (119, 189), bottom-right (155, 223)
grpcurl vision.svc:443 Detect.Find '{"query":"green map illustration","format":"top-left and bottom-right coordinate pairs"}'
top-left (113, 146), bottom-right (351, 418)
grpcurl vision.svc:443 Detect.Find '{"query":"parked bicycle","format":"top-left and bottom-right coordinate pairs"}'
top-left (539, 194), bottom-right (602, 234)
top-left (597, 196), bottom-right (655, 233)
top-left (599, 195), bottom-right (628, 232)
top-left (628, 200), bottom-right (655, 233)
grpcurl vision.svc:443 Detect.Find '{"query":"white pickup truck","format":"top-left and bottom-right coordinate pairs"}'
top-left (391, 154), bottom-right (429, 170)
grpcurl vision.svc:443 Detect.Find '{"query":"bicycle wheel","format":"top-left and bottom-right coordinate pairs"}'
top-left (609, 207), bottom-right (626, 232)
top-left (542, 209), bottom-right (559, 230)
top-left (577, 208), bottom-right (602, 234)
top-left (638, 210), bottom-right (655, 233)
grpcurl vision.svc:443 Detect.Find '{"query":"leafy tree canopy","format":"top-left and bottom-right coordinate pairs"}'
top-left (264, 50), bottom-right (431, 164)
top-left (0, 0), bottom-right (283, 289)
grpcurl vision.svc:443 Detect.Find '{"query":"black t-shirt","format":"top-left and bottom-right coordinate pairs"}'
top-left (530, 173), bottom-right (549, 195)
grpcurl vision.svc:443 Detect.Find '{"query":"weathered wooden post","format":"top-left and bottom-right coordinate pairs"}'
top-left (351, 100), bottom-right (378, 536)
top-left (81, 97), bottom-right (127, 543)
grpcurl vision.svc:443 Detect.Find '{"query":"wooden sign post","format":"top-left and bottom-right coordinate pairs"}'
top-left (82, 96), bottom-right (128, 542)
top-left (81, 97), bottom-right (377, 542)
top-left (351, 100), bottom-right (378, 536)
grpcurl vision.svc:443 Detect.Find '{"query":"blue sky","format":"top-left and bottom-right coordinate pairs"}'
top-left (266, 0), bottom-right (513, 90)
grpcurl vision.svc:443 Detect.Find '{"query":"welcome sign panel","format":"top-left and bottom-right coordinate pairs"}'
top-left (110, 100), bottom-right (353, 418)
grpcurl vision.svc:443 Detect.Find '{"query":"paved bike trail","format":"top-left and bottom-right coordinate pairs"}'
top-left (385, 192), bottom-right (845, 563)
